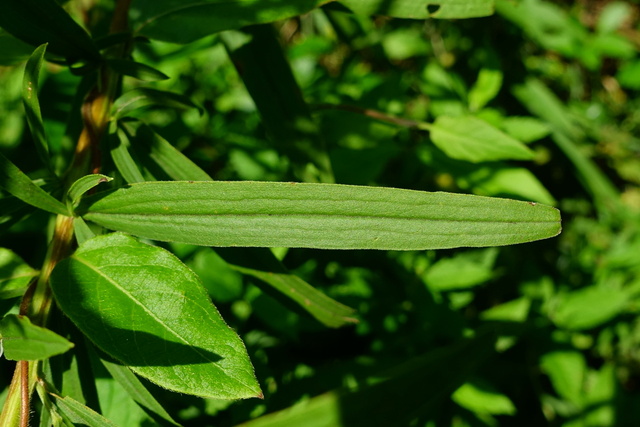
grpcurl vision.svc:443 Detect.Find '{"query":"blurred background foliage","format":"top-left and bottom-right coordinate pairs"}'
top-left (2, 0), bottom-right (640, 426)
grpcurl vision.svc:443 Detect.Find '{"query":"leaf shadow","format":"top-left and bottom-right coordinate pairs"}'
top-left (87, 326), bottom-right (223, 367)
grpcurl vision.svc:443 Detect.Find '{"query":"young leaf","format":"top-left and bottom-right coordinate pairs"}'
top-left (105, 59), bottom-right (170, 81)
top-left (50, 232), bottom-right (262, 400)
top-left (426, 116), bottom-right (535, 163)
top-left (67, 174), bottom-right (113, 209)
top-left (0, 314), bottom-right (74, 360)
top-left (0, 151), bottom-right (69, 216)
top-left (79, 181), bottom-right (561, 250)
top-left (111, 88), bottom-right (201, 120)
top-left (216, 248), bottom-right (358, 328)
top-left (22, 44), bottom-right (52, 170)
top-left (0, 0), bottom-right (101, 62)
top-left (0, 248), bottom-right (38, 299)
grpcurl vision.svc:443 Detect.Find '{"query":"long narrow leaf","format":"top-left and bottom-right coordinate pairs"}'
top-left (0, 152), bottom-right (69, 216)
top-left (22, 44), bottom-right (51, 170)
top-left (79, 181), bottom-right (561, 250)
top-left (217, 248), bottom-right (357, 328)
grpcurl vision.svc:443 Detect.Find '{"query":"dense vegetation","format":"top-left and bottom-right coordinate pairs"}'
top-left (0, 0), bottom-right (639, 426)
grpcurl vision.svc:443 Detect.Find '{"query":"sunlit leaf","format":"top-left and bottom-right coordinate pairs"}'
top-left (79, 181), bottom-right (561, 250)
top-left (50, 233), bottom-right (262, 399)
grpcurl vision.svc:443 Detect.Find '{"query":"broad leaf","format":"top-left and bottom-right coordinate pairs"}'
top-left (22, 44), bottom-right (51, 170)
top-left (50, 233), bottom-right (262, 399)
top-left (0, 151), bottom-right (69, 216)
top-left (0, 248), bottom-right (38, 299)
top-left (79, 181), bottom-right (561, 250)
top-left (0, 314), bottom-right (74, 360)
top-left (427, 116), bottom-right (535, 163)
top-left (0, 0), bottom-right (101, 62)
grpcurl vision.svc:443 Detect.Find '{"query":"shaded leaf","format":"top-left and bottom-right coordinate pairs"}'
top-left (0, 248), bottom-right (37, 299)
top-left (0, 314), bottom-right (74, 360)
top-left (111, 88), bottom-right (201, 120)
top-left (79, 181), bottom-right (561, 250)
top-left (22, 44), bottom-right (51, 170)
top-left (50, 232), bottom-right (262, 399)
top-left (106, 59), bottom-right (170, 81)
top-left (0, 151), bottom-right (69, 216)
top-left (552, 286), bottom-right (629, 330)
top-left (0, 0), bottom-right (101, 62)
top-left (132, 0), bottom-right (326, 43)
top-left (217, 247), bottom-right (358, 328)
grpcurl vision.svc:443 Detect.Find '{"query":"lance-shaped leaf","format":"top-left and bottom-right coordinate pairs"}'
top-left (23, 44), bottom-right (51, 170)
top-left (50, 233), bottom-right (262, 400)
top-left (0, 248), bottom-right (38, 299)
top-left (0, 0), bottom-right (101, 62)
top-left (216, 248), bottom-right (357, 328)
top-left (105, 59), bottom-right (170, 81)
top-left (131, 0), bottom-right (326, 44)
top-left (0, 152), bottom-right (69, 216)
top-left (78, 181), bottom-right (561, 250)
top-left (50, 394), bottom-right (117, 427)
top-left (111, 88), bottom-right (201, 120)
top-left (0, 314), bottom-right (74, 360)
top-left (338, 0), bottom-right (494, 19)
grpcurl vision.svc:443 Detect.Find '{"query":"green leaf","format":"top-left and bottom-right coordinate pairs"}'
top-left (541, 350), bottom-right (586, 406)
top-left (132, 0), bottom-right (326, 43)
top-left (237, 333), bottom-right (496, 426)
top-left (0, 314), bottom-right (74, 360)
top-left (0, 248), bottom-right (38, 299)
top-left (105, 59), bottom-right (170, 81)
top-left (109, 128), bottom-right (146, 184)
top-left (50, 394), bottom-right (117, 427)
top-left (427, 116), bottom-right (535, 163)
top-left (98, 355), bottom-right (180, 426)
top-left (22, 44), bottom-right (51, 170)
top-left (0, 30), bottom-right (34, 65)
top-left (216, 248), bottom-right (358, 328)
top-left (452, 380), bottom-right (516, 415)
top-left (552, 286), bottom-right (629, 330)
top-left (339, 0), bottom-right (494, 20)
top-left (0, 151), bottom-right (69, 216)
top-left (79, 181), bottom-right (561, 250)
top-left (0, 0), bottom-right (101, 62)
top-left (67, 174), bottom-right (113, 209)
top-left (424, 248), bottom-right (498, 291)
top-left (223, 26), bottom-right (333, 183)
top-left (50, 232), bottom-right (262, 399)
top-left (468, 67), bottom-right (503, 112)
top-left (126, 123), bottom-right (213, 181)
top-left (111, 88), bottom-right (201, 120)
top-left (72, 217), bottom-right (96, 245)
top-left (500, 116), bottom-right (550, 143)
